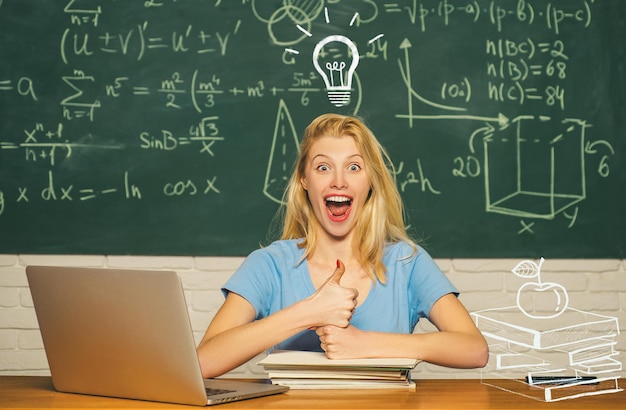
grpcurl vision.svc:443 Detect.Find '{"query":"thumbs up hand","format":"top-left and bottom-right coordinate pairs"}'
top-left (324, 258), bottom-right (347, 286)
top-left (307, 260), bottom-right (358, 329)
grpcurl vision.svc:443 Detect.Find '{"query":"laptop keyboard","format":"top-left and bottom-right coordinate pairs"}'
top-left (205, 387), bottom-right (235, 397)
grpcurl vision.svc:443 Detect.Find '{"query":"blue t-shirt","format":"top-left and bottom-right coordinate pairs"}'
top-left (222, 239), bottom-right (458, 352)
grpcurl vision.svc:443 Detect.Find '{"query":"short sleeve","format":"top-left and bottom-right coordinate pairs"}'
top-left (221, 248), bottom-right (281, 319)
top-left (407, 246), bottom-right (459, 322)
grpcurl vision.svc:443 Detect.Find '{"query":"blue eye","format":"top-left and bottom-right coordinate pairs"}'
top-left (349, 164), bottom-right (361, 171)
top-left (317, 164), bottom-right (329, 171)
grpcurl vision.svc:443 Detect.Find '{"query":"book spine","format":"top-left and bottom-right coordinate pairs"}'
top-left (472, 313), bottom-right (538, 348)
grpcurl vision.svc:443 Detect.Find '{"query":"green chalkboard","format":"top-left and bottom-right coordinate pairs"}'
top-left (0, 0), bottom-right (624, 258)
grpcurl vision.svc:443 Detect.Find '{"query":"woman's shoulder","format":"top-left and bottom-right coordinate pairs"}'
top-left (384, 241), bottom-right (438, 267)
top-left (247, 239), bottom-right (304, 261)
top-left (384, 240), bottom-right (424, 257)
top-left (234, 239), bottom-right (305, 281)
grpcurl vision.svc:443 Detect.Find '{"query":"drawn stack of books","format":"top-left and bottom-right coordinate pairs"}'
top-left (471, 258), bottom-right (622, 402)
top-left (258, 350), bottom-right (419, 389)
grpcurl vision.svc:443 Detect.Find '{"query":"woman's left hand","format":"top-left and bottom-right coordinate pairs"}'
top-left (315, 325), bottom-right (364, 359)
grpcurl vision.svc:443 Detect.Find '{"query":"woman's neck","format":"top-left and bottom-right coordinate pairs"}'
top-left (313, 231), bottom-right (355, 263)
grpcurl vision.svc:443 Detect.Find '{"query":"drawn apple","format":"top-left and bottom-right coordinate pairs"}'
top-left (516, 281), bottom-right (569, 319)
top-left (513, 258), bottom-right (569, 319)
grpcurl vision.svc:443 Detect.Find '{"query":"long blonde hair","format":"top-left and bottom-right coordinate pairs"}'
top-left (280, 113), bottom-right (416, 283)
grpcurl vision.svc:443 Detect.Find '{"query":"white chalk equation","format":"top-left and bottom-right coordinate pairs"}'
top-left (58, 69), bottom-right (279, 120)
top-left (0, 167), bottom-right (222, 211)
top-left (471, 258), bottom-right (622, 402)
top-left (0, 116), bottom-right (223, 164)
top-left (61, 2), bottom-right (242, 64)
top-left (0, 0), bottom-right (621, 256)
top-left (0, 115), bottom-right (224, 217)
top-left (383, 0), bottom-right (615, 234)
top-left (383, 0), bottom-right (592, 34)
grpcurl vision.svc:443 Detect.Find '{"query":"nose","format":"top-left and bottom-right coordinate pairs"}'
top-left (331, 169), bottom-right (347, 189)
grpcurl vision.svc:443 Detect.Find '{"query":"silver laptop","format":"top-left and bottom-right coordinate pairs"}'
top-left (26, 266), bottom-right (288, 406)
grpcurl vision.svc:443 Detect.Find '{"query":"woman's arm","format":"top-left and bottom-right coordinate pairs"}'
top-left (197, 262), bottom-right (357, 378)
top-left (316, 293), bottom-right (489, 369)
top-left (197, 292), bottom-right (309, 378)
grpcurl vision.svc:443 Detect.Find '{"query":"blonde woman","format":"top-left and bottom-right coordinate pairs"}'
top-left (197, 114), bottom-right (488, 378)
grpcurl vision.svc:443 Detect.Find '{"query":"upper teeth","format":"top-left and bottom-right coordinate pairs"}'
top-left (326, 196), bottom-right (350, 202)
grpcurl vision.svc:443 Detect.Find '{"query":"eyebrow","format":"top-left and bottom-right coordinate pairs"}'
top-left (310, 153), bottom-right (364, 162)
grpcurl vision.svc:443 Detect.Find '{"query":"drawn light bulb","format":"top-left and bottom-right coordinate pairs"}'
top-left (312, 35), bottom-right (359, 107)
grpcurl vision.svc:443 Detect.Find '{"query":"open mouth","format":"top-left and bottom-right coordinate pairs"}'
top-left (325, 195), bottom-right (352, 218)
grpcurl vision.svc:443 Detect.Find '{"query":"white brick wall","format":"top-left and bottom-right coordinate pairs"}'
top-left (0, 254), bottom-right (624, 380)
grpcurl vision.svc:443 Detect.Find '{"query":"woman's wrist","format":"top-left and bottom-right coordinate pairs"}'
top-left (285, 297), bottom-right (319, 331)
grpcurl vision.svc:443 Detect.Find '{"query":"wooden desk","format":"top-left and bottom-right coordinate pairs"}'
top-left (0, 376), bottom-right (624, 409)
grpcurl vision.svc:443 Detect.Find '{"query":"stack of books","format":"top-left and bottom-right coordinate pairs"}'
top-left (258, 350), bottom-right (420, 389)
top-left (471, 306), bottom-right (622, 402)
